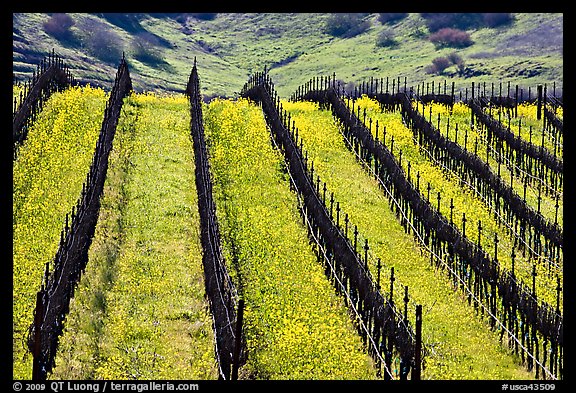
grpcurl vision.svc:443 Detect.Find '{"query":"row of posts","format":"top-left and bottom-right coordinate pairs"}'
top-left (408, 96), bottom-right (563, 264)
top-left (244, 71), bottom-right (423, 380)
top-left (356, 92), bottom-right (561, 380)
top-left (30, 55), bottom-right (133, 381)
top-left (290, 75), bottom-right (560, 378)
top-left (187, 59), bottom-right (245, 380)
top-left (13, 49), bottom-right (75, 157)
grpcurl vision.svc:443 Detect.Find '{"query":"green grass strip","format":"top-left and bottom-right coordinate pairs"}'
top-left (51, 93), bottom-right (217, 379)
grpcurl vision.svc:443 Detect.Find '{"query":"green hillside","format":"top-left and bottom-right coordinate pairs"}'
top-left (13, 12), bottom-right (563, 98)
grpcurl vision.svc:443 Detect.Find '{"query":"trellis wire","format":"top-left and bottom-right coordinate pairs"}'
top-left (292, 78), bottom-right (562, 379)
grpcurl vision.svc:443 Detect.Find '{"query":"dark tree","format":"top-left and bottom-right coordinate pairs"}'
top-left (421, 13), bottom-right (484, 32)
top-left (482, 13), bottom-right (514, 27)
top-left (376, 28), bottom-right (399, 47)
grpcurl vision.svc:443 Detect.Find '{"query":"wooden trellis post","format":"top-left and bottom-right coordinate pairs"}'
top-left (413, 305), bottom-right (422, 380)
top-left (231, 298), bottom-right (245, 380)
top-left (31, 289), bottom-right (45, 381)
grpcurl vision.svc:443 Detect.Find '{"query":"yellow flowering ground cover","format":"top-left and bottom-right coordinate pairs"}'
top-left (283, 99), bottom-right (533, 379)
top-left (14, 86), bottom-right (557, 380)
top-left (13, 86), bottom-right (107, 379)
top-left (355, 97), bottom-right (561, 312)
top-left (550, 105), bottom-right (563, 122)
top-left (414, 100), bottom-right (562, 228)
top-left (51, 93), bottom-right (217, 379)
top-left (204, 98), bottom-right (376, 379)
top-left (496, 103), bottom-right (562, 159)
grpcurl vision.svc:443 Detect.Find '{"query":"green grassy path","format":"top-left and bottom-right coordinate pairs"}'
top-left (51, 94), bottom-right (217, 379)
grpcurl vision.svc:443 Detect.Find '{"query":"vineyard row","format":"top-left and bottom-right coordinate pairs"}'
top-left (404, 96), bottom-right (562, 255)
top-left (298, 76), bottom-right (564, 172)
top-left (469, 98), bottom-right (562, 180)
top-left (13, 49), bottom-right (74, 158)
top-left (185, 61), bottom-right (245, 381)
top-left (241, 72), bottom-right (424, 380)
top-left (290, 77), bottom-right (561, 379)
top-left (324, 75), bottom-right (563, 111)
top-left (27, 56), bottom-right (132, 380)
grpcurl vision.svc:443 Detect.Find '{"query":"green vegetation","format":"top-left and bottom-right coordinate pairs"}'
top-left (13, 86), bottom-right (107, 379)
top-left (283, 99), bottom-right (533, 379)
top-left (51, 93), bottom-right (218, 380)
top-left (204, 98), bottom-right (376, 379)
top-left (13, 13), bottom-right (562, 97)
top-left (324, 13), bottom-right (370, 38)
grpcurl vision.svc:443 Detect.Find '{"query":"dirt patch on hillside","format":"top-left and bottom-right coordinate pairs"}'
top-left (495, 17), bottom-right (563, 57)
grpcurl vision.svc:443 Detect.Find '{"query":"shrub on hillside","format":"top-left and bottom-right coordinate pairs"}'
top-left (425, 52), bottom-right (466, 75)
top-left (421, 13), bottom-right (514, 31)
top-left (325, 13), bottom-right (370, 38)
top-left (43, 13), bottom-right (75, 41)
top-left (378, 13), bottom-right (408, 24)
top-left (376, 28), bottom-right (398, 47)
top-left (421, 13), bottom-right (484, 32)
top-left (482, 13), bottom-right (514, 27)
top-left (447, 52), bottom-right (465, 71)
top-left (425, 56), bottom-right (452, 74)
top-left (429, 28), bottom-right (473, 48)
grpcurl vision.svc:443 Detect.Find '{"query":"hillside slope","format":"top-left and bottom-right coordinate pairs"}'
top-left (12, 13), bottom-right (563, 98)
